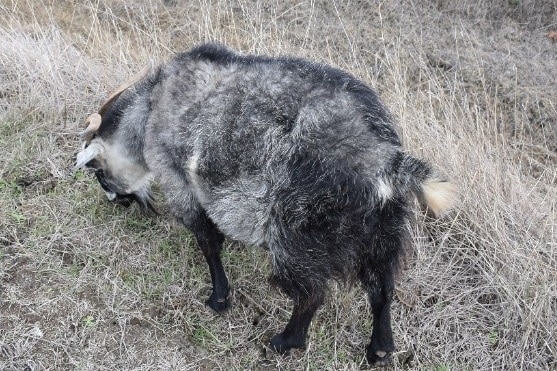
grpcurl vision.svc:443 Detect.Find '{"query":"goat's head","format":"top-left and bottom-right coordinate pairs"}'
top-left (74, 66), bottom-right (155, 211)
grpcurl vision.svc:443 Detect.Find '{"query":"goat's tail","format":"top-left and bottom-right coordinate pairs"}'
top-left (419, 178), bottom-right (456, 216)
top-left (394, 153), bottom-right (456, 216)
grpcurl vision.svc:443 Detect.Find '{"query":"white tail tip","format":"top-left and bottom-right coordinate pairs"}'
top-left (421, 180), bottom-right (456, 216)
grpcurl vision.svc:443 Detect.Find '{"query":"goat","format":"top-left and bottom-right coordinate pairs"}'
top-left (75, 43), bottom-right (455, 366)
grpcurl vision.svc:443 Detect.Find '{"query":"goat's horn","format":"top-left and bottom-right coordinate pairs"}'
top-left (80, 113), bottom-right (102, 141)
top-left (98, 64), bottom-right (152, 116)
top-left (79, 64), bottom-right (152, 142)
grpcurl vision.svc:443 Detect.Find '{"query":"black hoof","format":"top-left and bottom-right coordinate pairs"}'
top-left (269, 333), bottom-right (305, 355)
top-left (366, 348), bottom-right (392, 367)
top-left (206, 292), bottom-right (231, 313)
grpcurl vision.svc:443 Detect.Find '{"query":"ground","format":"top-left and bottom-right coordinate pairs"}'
top-left (0, 1), bottom-right (556, 370)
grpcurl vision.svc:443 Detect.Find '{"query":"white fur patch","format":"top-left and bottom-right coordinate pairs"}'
top-left (185, 150), bottom-right (210, 205)
top-left (376, 177), bottom-right (393, 202)
top-left (187, 151), bottom-right (200, 174)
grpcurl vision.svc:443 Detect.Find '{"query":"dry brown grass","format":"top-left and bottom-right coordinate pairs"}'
top-left (1, 1), bottom-right (555, 370)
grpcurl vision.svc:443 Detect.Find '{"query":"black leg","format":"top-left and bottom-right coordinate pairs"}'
top-left (186, 211), bottom-right (230, 313)
top-left (360, 199), bottom-right (408, 366)
top-left (269, 289), bottom-right (324, 354)
top-left (362, 270), bottom-right (396, 366)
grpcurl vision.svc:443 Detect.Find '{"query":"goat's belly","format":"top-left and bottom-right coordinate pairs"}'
top-left (204, 178), bottom-right (272, 246)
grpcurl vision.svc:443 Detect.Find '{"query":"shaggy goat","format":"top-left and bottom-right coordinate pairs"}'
top-left (75, 43), bottom-right (454, 365)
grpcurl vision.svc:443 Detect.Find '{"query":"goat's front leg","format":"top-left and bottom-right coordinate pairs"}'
top-left (186, 211), bottom-right (230, 313)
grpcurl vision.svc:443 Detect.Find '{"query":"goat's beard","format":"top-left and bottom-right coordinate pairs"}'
top-left (111, 188), bottom-right (156, 214)
top-left (131, 189), bottom-right (157, 214)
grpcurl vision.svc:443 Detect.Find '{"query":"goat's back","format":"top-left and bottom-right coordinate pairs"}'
top-left (145, 44), bottom-right (405, 250)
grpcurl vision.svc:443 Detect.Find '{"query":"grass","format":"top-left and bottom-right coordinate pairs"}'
top-left (1, 0), bottom-right (556, 370)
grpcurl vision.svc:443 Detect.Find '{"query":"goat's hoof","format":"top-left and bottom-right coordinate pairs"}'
top-left (206, 294), bottom-right (231, 313)
top-left (269, 333), bottom-right (305, 355)
top-left (366, 349), bottom-right (392, 367)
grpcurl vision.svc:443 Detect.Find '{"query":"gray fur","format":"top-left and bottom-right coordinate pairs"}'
top-left (144, 46), bottom-right (398, 244)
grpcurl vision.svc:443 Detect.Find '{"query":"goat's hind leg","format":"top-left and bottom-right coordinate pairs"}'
top-left (361, 269), bottom-right (396, 366)
top-left (268, 274), bottom-right (325, 354)
top-left (360, 199), bottom-right (408, 365)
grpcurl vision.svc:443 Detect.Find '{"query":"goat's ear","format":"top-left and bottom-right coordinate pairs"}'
top-left (80, 113), bottom-right (102, 142)
top-left (74, 142), bottom-right (104, 171)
